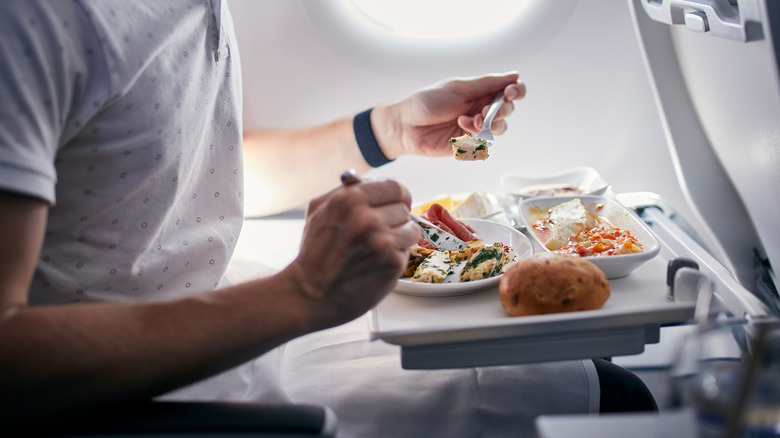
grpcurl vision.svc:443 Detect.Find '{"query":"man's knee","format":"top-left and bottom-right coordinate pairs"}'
top-left (593, 358), bottom-right (658, 413)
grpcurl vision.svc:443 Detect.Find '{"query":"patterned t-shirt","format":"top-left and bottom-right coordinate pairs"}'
top-left (0, 0), bottom-right (244, 304)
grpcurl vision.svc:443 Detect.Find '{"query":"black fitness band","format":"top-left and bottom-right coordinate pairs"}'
top-left (353, 108), bottom-right (394, 168)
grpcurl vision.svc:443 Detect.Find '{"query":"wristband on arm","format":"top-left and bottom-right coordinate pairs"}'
top-left (353, 108), bottom-right (394, 168)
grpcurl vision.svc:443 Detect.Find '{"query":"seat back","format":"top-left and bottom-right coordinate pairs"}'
top-left (628, 0), bottom-right (780, 313)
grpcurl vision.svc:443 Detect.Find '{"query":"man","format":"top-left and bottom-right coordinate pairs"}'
top-left (0, 1), bottom-right (653, 435)
top-left (0, 0), bottom-right (524, 424)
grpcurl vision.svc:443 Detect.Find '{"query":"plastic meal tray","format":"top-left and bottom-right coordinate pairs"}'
top-left (367, 200), bottom-right (766, 370)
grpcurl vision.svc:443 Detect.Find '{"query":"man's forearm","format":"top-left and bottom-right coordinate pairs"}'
top-left (0, 271), bottom-right (312, 424)
top-left (243, 117), bottom-right (370, 216)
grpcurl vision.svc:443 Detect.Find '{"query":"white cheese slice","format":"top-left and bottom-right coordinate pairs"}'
top-left (451, 190), bottom-right (496, 218)
top-left (544, 199), bottom-right (598, 250)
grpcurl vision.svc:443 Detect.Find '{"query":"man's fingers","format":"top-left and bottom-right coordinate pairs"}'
top-left (455, 72), bottom-right (520, 99)
top-left (342, 178), bottom-right (412, 208)
top-left (504, 82), bottom-right (527, 101)
top-left (456, 84), bottom-right (519, 135)
top-left (488, 119), bottom-right (508, 136)
top-left (370, 203), bottom-right (410, 229)
top-left (396, 220), bottom-right (421, 250)
top-left (376, 205), bottom-right (420, 251)
top-left (457, 115), bottom-right (479, 135)
top-left (483, 99), bottom-right (515, 120)
top-left (457, 114), bottom-right (509, 136)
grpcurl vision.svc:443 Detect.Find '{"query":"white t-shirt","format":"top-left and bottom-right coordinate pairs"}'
top-left (0, 0), bottom-right (244, 304)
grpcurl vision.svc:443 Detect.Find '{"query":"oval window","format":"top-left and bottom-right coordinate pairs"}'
top-left (348, 0), bottom-right (533, 40)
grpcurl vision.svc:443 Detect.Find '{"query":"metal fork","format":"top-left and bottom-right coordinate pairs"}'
top-left (339, 169), bottom-right (468, 251)
top-left (474, 91), bottom-right (505, 147)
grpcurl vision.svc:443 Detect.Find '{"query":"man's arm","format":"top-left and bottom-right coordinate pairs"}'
top-left (0, 181), bottom-right (418, 426)
top-left (243, 118), bottom-right (367, 216)
top-left (242, 73), bottom-right (526, 217)
top-left (0, 191), bottom-right (314, 424)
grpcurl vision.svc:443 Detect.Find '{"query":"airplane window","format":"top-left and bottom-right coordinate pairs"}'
top-left (299, 0), bottom-right (572, 70)
top-left (347, 0), bottom-right (533, 40)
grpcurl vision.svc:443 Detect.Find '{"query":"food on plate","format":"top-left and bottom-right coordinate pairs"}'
top-left (411, 250), bottom-right (454, 283)
top-left (451, 190), bottom-right (495, 218)
top-left (530, 198), bottom-right (644, 256)
top-left (516, 183), bottom-right (581, 198)
top-left (498, 253), bottom-right (610, 316)
top-left (403, 203), bottom-right (515, 283)
top-left (415, 203), bottom-right (479, 249)
top-left (450, 134), bottom-right (488, 161)
top-left (412, 191), bottom-right (497, 218)
top-left (404, 240), bottom-right (485, 279)
top-left (460, 243), bottom-right (512, 282)
top-left (406, 239), bottom-right (485, 272)
top-left (558, 225), bottom-right (643, 257)
top-left (531, 199), bottom-right (598, 250)
top-left (412, 195), bottom-right (454, 216)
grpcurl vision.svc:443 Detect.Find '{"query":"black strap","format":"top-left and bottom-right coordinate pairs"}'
top-left (354, 108), bottom-right (393, 167)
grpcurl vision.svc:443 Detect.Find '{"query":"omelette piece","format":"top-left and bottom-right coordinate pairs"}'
top-left (449, 239), bottom-right (485, 263)
top-left (403, 253), bottom-right (426, 278)
top-left (450, 134), bottom-right (488, 161)
top-left (540, 199), bottom-right (598, 251)
top-left (459, 243), bottom-right (511, 282)
top-left (411, 250), bottom-right (455, 283)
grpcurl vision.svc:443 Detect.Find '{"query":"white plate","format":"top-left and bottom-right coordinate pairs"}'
top-left (500, 166), bottom-right (609, 199)
top-left (518, 195), bottom-right (661, 279)
top-left (394, 218), bottom-right (534, 297)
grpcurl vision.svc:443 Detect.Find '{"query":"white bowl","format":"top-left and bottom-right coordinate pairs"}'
top-left (518, 195), bottom-right (661, 279)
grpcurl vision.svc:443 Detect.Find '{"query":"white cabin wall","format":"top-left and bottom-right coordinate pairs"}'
top-left (230, 0), bottom-right (696, 225)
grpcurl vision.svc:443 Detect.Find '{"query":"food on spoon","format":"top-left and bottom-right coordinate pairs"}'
top-left (498, 253), bottom-right (610, 316)
top-left (460, 243), bottom-right (512, 282)
top-left (450, 133), bottom-right (488, 161)
top-left (529, 198), bottom-right (645, 257)
top-left (411, 250), bottom-right (454, 283)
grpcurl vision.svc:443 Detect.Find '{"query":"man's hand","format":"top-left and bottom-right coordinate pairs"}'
top-left (282, 177), bottom-right (419, 330)
top-left (372, 72), bottom-right (527, 159)
top-left (241, 72), bottom-right (525, 216)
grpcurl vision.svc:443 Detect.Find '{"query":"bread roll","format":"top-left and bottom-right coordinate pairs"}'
top-left (499, 253), bottom-right (609, 316)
